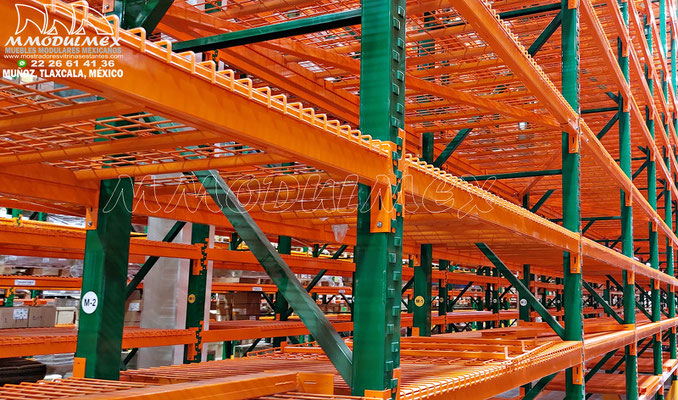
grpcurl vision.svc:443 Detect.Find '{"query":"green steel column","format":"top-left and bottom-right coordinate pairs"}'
top-left (415, 136), bottom-right (433, 337)
top-left (520, 265), bottom-right (531, 322)
top-left (273, 236), bottom-right (292, 347)
top-left (492, 267), bottom-right (500, 327)
top-left (421, 132), bottom-right (434, 165)
top-left (665, 148), bottom-right (675, 363)
top-left (643, 17), bottom-right (663, 394)
top-left (229, 232), bottom-right (240, 250)
top-left (413, 244), bottom-right (432, 336)
top-left (520, 194), bottom-right (532, 322)
top-left (184, 223), bottom-right (210, 363)
top-left (561, 1), bottom-right (584, 398)
top-left (615, 0), bottom-right (637, 397)
top-left (75, 178), bottom-right (134, 380)
top-left (555, 277), bottom-right (563, 318)
top-left (438, 260), bottom-right (449, 333)
top-left (485, 268), bottom-right (493, 329)
top-left (661, 0), bottom-right (667, 58)
top-left (353, 0), bottom-right (406, 394)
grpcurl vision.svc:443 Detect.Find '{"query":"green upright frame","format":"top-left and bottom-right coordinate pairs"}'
top-left (642, 15), bottom-right (663, 393)
top-left (615, 1), bottom-right (638, 398)
top-left (184, 223), bottom-right (210, 363)
top-left (561, 1), bottom-right (584, 398)
top-left (413, 244), bottom-right (432, 336)
top-left (352, 0), bottom-right (406, 395)
top-left (273, 236), bottom-right (292, 347)
top-left (75, 178), bottom-right (134, 379)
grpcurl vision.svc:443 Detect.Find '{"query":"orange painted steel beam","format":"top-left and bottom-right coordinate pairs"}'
top-left (0, 220), bottom-right (200, 260)
top-left (0, 378), bottom-right (152, 399)
top-left (0, 100), bottom-right (136, 133)
top-left (202, 321), bottom-right (354, 343)
top-left (0, 218), bottom-right (357, 274)
top-left (0, 327), bottom-right (196, 358)
top-left (67, 372), bottom-right (302, 400)
top-left (580, 0), bottom-right (630, 104)
top-left (547, 372), bottom-right (662, 395)
top-left (627, 0), bottom-right (678, 152)
top-left (76, 152), bottom-right (291, 180)
top-left (133, 200), bottom-right (344, 244)
top-left (0, 130), bottom-right (222, 168)
top-left (0, 275), bottom-right (81, 290)
top-left (452, 1), bottom-right (576, 127)
top-left (211, 282), bottom-right (352, 295)
top-left (0, 164), bottom-right (98, 207)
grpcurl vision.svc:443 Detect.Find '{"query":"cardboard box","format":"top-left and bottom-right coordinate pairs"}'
top-left (28, 306), bottom-right (56, 328)
top-left (124, 300), bottom-right (142, 326)
top-left (55, 307), bottom-right (76, 325)
top-left (0, 307), bottom-right (29, 329)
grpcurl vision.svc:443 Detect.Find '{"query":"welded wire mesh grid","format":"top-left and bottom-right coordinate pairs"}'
top-left (0, 77), bottom-right (100, 116)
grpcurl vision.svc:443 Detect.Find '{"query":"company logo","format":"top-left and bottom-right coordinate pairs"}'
top-left (7, 1), bottom-right (119, 47)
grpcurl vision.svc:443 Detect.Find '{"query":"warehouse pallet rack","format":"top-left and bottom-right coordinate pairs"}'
top-left (1, 0), bottom-right (678, 399)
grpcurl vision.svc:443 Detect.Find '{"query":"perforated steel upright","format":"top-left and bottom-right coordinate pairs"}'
top-left (560, 1), bottom-right (584, 399)
top-left (75, 178), bottom-right (134, 380)
top-left (615, 1), bottom-right (638, 398)
top-left (352, 0), bottom-right (406, 396)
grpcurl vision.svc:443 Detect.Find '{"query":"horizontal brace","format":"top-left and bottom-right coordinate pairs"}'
top-left (582, 106), bottom-right (619, 114)
top-left (173, 9), bottom-right (361, 52)
top-left (461, 169), bottom-right (562, 181)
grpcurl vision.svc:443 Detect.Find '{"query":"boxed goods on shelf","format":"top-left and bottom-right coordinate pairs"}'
top-left (55, 307), bottom-right (76, 325)
top-left (28, 306), bottom-right (56, 328)
top-left (0, 307), bottom-right (29, 329)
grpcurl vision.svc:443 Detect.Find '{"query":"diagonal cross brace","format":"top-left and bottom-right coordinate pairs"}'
top-left (125, 220), bottom-right (186, 299)
top-left (523, 372), bottom-right (557, 400)
top-left (582, 281), bottom-right (623, 324)
top-left (191, 170), bottom-right (352, 384)
top-left (476, 243), bottom-right (565, 339)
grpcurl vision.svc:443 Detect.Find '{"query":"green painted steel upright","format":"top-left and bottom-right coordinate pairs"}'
top-left (520, 195), bottom-right (532, 322)
top-left (643, 16), bottom-right (663, 394)
top-left (561, 1), bottom-right (584, 399)
top-left (352, 0), bottom-right (406, 395)
top-left (438, 260), bottom-right (449, 333)
top-left (184, 223), bottom-right (210, 363)
top-left (617, 0), bottom-right (638, 397)
top-left (413, 244), bottom-right (432, 336)
top-left (415, 130), bottom-right (434, 336)
top-left (273, 236), bottom-right (292, 347)
top-left (75, 178), bottom-right (134, 379)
